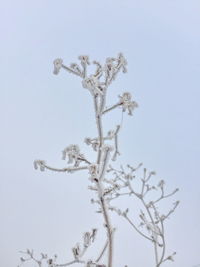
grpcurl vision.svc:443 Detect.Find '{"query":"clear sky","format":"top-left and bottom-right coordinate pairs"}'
top-left (0, 0), bottom-right (200, 266)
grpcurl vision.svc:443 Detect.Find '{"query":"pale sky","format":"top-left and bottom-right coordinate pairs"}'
top-left (1, 0), bottom-right (200, 266)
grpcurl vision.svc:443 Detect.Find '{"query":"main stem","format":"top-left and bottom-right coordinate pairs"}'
top-left (94, 95), bottom-right (113, 267)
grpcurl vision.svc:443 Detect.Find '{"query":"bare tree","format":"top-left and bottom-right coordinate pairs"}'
top-left (18, 53), bottom-right (179, 267)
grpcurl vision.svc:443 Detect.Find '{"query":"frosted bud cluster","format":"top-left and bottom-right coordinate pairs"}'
top-left (62, 145), bottom-right (82, 166)
top-left (72, 243), bottom-right (81, 260)
top-left (82, 75), bottom-right (103, 96)
top-left (157, 180), bottom-right (165, 188)
top-left (166, 252), bottom-right (176, 262)
top-left (83, 229), bottom-right (97, 247)
top-left (104, 58), bottom-right (115, 78)
top-left (53, 58), bottom-right (63, 75)
top-left (33, 160), bottom-right (46, 171)
top-left (88, 164), bottom-right (98, 180)
top-left (84, 138), bottom-right (99, 151)
top-left (78, 55), bottom-right (90, 65)
top-left (119, 92), bottom-right (138, 115)
top-left (71, 229), bottom-right (97, 262)
top-left (118, 53), bottom-right (128, 73)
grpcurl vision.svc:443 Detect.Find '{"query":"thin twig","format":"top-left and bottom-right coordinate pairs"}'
top-left (102, 103), bottom-right (121, 115)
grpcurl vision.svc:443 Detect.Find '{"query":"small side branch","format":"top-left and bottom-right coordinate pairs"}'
top-left (112, 125), bottom-right (121, 161)
top-left (107, 164), bottom-right (179, 267)
top-left (124, 214), bottom-right (154, 242)
top-left (96, 229), bottom-right (116, 263)
top-left (34, 160), bottom-right (88, 173)
top-left (55, 260), bottom-right (85, 267)
top-left (154, 189), bottom-right (179, 204)
top-left (102, 103), bottom-right (121, 115)
top-left (61, 64), bottom-right (83, 77)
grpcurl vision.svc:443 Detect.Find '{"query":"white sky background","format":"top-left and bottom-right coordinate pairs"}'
top-left (0, 0), bottom-right (200, 266)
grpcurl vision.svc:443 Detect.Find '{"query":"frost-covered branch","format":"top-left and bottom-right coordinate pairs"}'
top-left (106, 164), bottom-right (179, 267)
top-left (18, 229), bottom-right (101, 267)
top-left (34, 160), bottom-right (88, 173)
top-left (25, 53), bottom-right (137, 267)
top-left (20, 53), bottom-right (178, 267)
top-left (102, 103), bottom-right (121, 115)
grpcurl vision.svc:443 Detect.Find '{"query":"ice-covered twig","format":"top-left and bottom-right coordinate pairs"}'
top-left (19, 229), bottom-right (98, 267)
top-left (95, 228), bottom-right (116, 263)
top-left (102, 103), bottom-right (122, 115)
top-left (18, 250), bottom-right (56, 267)
top-left (34, 160), bottom-right (88, 173)
top-left (53, 55), bottom-right (90, 78)
top-left (107, 164), bottom-right (179, 267)
top-left (112, 125), bottom-right (121, 161)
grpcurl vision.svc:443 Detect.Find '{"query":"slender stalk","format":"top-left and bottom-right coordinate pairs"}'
top-left (96, 228), bottom-right (115, 263)
top-left (102, 103), bottom-right (121, 115)
top-left (55, 260), bottom-right (85, 267)
top-left (62, 64), bottom-right (83, 77)
top-left (124, 215), bottom-right (153, 242)
top-left (96, 240), bottom-right (109, 263)
top-left (157, 221), bottom-right (165, 267)
top-left (141, 199), bottom-right (159, 266)
top-left (93, 93), bottom-right (113, 267)
top-left (43, 164), bottom-right (88, 173)
top-left (93, 95), bottom-right (103, 164)
top-left (98, 191), bottom-right (113, 267)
